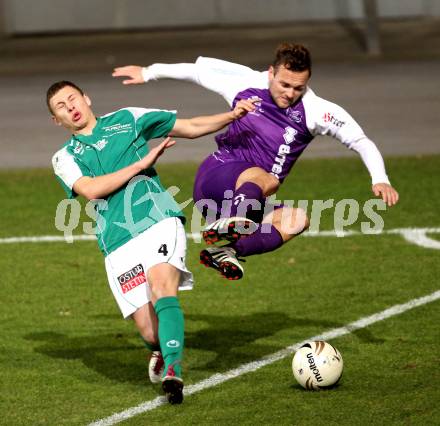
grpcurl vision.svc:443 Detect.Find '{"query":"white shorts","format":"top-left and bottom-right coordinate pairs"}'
top-left (104, 217), bottom-right (193, 318)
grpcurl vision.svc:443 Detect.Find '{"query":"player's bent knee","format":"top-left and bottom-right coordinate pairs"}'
top-left (262, 175), bottom-right (280, 196)
top-left (255, 171), bottom-right (279, 196)
top-left (236, 167), bottom-right (280, 196)
top-left (278, 207), bottom-right (309, 239)
top-left (148, 263), bottom-right (180, 299)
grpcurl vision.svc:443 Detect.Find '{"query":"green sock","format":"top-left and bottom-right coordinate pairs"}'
top-left (154, 296), bottom-right (184, 378)
top-left (139, 334), bottom-right (160, 352)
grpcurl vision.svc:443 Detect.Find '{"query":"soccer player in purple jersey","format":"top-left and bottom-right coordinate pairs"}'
top-left (113, 43), bottom-right (399, 280)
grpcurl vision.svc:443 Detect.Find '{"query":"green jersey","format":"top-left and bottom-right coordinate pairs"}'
top-left (52, 107), bottom-right (184, 256)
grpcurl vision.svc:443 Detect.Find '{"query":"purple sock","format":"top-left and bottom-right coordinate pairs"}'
top-left (229, 182), bottom-right (264, 218)
top-left (231, 225), bottom-right (283, 257)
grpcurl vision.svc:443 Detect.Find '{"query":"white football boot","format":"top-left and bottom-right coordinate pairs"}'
top-left (148, 351), bottom-right (164, 384)
top-left (200, 246), bottom-right (244, 280)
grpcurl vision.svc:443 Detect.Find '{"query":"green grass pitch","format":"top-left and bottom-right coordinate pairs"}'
top-left (1, 155), bottom-right (439, 425)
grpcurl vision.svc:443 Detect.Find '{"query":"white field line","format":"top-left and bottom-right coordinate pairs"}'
top-left (189, 227), bottom-right (440, 249)
top-left (0, 235), bottom-right (96, 243)
top-left (88, 289), bottom-right (440, 426)
top-left (1, 227), bottom-right (440, 249)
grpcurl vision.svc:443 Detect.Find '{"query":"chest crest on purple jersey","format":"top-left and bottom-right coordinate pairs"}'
top-left (286, 107), bottom-right (302, 123)
top-left (246, 95), bottom-right (265, 116)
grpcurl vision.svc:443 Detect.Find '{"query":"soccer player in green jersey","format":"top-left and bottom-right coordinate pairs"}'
top-left (48, 80), bottom-right (256, 404)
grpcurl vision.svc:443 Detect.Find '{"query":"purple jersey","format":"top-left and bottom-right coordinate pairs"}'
top-left (214, 88), bottom-right (314, 182)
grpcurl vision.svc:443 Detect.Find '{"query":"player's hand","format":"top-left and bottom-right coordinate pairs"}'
top-left (112, 65), bottom-right (145, 85)
top-left (372, 183), bottom-right (399, 207)
top-left (232, 99), bottom-right (258, 119)
top-left (136, 137), bottom-right (176, 170)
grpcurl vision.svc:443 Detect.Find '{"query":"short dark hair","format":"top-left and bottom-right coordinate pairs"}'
top-left (272, 43), bottom-right (312, 76)
top-left (46, 80), bottom-right (84, 114)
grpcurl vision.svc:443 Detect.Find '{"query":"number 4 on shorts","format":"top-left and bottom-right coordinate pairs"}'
top-left (158, 244), bottom-right (168, 256)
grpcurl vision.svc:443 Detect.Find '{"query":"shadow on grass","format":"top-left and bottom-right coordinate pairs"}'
top-left (24, 331), bottom-right (148, 385)
top-left (24, 312), bottom-right (382, 383)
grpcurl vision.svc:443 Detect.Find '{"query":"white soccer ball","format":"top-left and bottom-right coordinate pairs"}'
top-left (292, 341), bottom-right (343, 390)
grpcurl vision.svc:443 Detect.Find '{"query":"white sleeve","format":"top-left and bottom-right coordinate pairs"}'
top-left (52, 147), bottom-right (84, 194)
top-left (349, 138), bottom-right (390, 185)
top-left (303, 89), bottom-right (390, 185)
top-left (142, 63), bottom-right (199, 84)
top-left (143, 56), bottom-right (269, 107)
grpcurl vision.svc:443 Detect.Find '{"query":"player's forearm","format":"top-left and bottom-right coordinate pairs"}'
top-left (75, 162), bottom-right (143, 200)
top-left (351, 138), bottom-right (390, 185)
top-left (142, 63), bottom-right (199, 84)
top-left (171, 111), bottom-right (236, 139)
top-left (189, 111), bottom-right (238, 137)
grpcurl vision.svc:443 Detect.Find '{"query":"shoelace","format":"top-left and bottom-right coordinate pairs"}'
top-left (165, 360), bottom-right (182, 377)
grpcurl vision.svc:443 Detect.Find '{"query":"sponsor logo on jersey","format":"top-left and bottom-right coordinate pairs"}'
top-left (102, 123), bottom-right (132, 132)
top-left (323, 112), bottom-right (345, 127)
top-left (270, 126), bottom-right (297, 178)
top-left (117, 263), bottom-right (146, 294)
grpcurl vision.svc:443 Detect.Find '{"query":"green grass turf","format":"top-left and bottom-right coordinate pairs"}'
top-left (0, 155), bottom-right (439, 425)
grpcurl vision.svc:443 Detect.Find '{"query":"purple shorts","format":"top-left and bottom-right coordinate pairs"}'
top-left (193, 154), bottom-right (282, 223)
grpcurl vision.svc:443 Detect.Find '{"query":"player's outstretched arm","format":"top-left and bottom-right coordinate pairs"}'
top-left (112, 63), bottom-right (198, 85)
top-left (304, 93), bottom-right (399, 208)
top-left (169, 99), bottom-right (256, 139)
top-left (73, 138), bottom-right (175, 200)
top-left (372, 183), bottom-right (399, 207)
top-left (113, 58), bottom-right (264, 106)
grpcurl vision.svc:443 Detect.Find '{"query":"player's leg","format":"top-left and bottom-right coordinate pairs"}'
top-left (218, 165), bottom-right (279, 219)
top-left (202, 206), bottom-right (287, 278)
top-left (233, 166), bottom-right (280, 206)
top-left (193, 155), bottom-right (253, 222)
top-left (194, 158), bottom-right (255, 278)
top-left (131, 303), bottom-right (164, 384)
top-left (199, 202), bottom-right (308, 279)
top-left (267, 205), bottom-right (310, 242)
top-left (196, 161), bottom-right (284, 279)
top-left (104, 217), bottom-right (192, 396)
top-left (132, 303), bottom-right (158, 347)
top-left (146, 216), bottom-right (192, 404)
top-left (230, 205), bottom-right (309, 256)
top-left (196, 160), bottom-right (274, 244)
top-left (203, 167), bottom-right (280, 244)
top-left (104, 250), bottom-right (166, 384)
top-left (148, 263), bottom-right (185, 404)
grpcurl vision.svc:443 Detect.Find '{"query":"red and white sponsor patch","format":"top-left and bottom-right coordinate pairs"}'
top-left (117, 264), bottom-right (146, 294)
top-left (322, 112), bottom-right (345, 127)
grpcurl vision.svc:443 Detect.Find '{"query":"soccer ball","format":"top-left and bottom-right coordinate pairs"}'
top-left (292, 341), bottom-right (343, 390)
